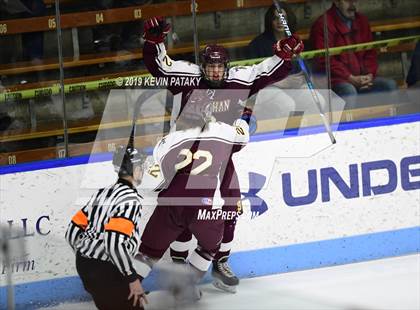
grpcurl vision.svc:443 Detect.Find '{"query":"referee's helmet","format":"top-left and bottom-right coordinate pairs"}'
top-left (112, 145), bottom-right (146, 176)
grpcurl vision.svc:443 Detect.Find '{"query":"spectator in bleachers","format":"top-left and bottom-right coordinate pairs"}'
top-left (247, 4), bottom-right (328, 120)
top-left (248, 3), bottom-right (297, 59)
top-left (310, 0), bottom-right (397, 109)
top-left (406, 42), bottom-right (420, 88)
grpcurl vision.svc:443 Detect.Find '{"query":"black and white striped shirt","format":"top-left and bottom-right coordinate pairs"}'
top-left (65, 178), bottom-right (142, 282)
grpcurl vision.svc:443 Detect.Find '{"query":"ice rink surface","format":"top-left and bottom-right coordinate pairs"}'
top-left (42, 254), bottom-right (419, 310)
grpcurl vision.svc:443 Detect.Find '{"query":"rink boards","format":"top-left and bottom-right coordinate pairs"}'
top-left (0, 113), bottom-right (419, 309)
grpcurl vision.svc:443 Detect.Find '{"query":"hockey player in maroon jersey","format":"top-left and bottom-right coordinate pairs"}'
top-left (134, 97), bottom-right (250, 303)
top-left (142, 16), bottom-right (304, 293)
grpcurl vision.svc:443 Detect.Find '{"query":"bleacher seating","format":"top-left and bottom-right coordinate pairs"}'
top-left (1, 0), bottom-right (419, 78)
top-left (0, 0), bottom-right (419, 166)
top-left (0, 133), bottom-right (163, 166)
top-left (0, 114), bottom-right (170, 143)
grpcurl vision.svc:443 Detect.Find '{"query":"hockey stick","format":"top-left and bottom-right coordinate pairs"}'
top-left (273, 0), bottom-right (336, 144)
top-left (128, 89), bottom-right (161, 149)
top-left (191, 0), bottom-right (200, 65)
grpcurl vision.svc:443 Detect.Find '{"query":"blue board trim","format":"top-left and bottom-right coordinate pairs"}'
top-left (1, 226), bottom-right (419, 309)
top-left (250, 112), bottom-right (420, 142)
top-left (1, 113), bottom-right (419, 175)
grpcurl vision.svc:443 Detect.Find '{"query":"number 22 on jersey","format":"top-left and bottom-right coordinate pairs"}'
top-left (174, 149), bottom-right (213, 175)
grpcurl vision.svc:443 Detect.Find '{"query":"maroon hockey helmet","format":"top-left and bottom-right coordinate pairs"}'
top-left (200, 44), bottom-right (229, 87)
top-left (201, 44), bottom-right (229, 64)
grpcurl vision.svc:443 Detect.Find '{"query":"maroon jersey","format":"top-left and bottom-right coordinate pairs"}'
top-left (143, 41), bottom-right (292, 124)
top-left (153, 120), bottom-right (249, 208)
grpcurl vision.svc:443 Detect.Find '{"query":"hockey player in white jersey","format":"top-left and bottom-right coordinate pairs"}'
top-left (134, 98), bottom-right (250, 304)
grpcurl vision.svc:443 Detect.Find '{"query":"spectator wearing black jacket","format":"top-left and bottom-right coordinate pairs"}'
top-left (248, 4), bottom-right (327, 120)
top-left (248, 3), bottom-right (300, 75)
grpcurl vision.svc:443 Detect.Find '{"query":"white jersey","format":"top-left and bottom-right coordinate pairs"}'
top-left (149, 119), bottom-right (249, 207)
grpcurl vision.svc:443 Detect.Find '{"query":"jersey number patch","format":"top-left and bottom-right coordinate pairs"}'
top-left (163, 55), bottom-right (172, 67)
top-left (236, 126), bottom-right (245, 135)
top-left (148, 164), bottom-right (161, 178)
top-left (175, 149), bottom-right (213, 175)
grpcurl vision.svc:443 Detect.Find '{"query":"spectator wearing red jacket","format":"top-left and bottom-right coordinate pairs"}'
top-left (310, 0), bottom-right (396, 109)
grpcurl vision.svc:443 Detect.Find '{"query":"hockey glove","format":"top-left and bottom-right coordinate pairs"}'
top-left (240, 107), bottom-right (257, 135)
top-left (143, 16), bottom-right (171, 44)
top-left (273, 34), bottom-right (304, 61)
top-left (240, 107), bottom-right (253, 125)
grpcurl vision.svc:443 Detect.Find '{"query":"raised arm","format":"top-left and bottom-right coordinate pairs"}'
top-left (143, 17), bottom-right (201, 94)
top-left (227, 34), bottom-right (303, 96)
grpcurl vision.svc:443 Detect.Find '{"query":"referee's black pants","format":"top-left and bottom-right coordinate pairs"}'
top-left (76, 252), bottom-right (143, 310)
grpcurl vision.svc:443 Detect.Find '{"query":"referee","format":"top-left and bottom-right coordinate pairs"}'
top-left (65, 145), bottom-right (148, 309)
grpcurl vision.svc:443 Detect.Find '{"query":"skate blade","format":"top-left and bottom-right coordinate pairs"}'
top-left (212, 279), bottom-right (237, 294)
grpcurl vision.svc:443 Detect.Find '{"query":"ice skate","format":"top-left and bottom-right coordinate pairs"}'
top-left (212, 258), bottom-right (239, 293)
